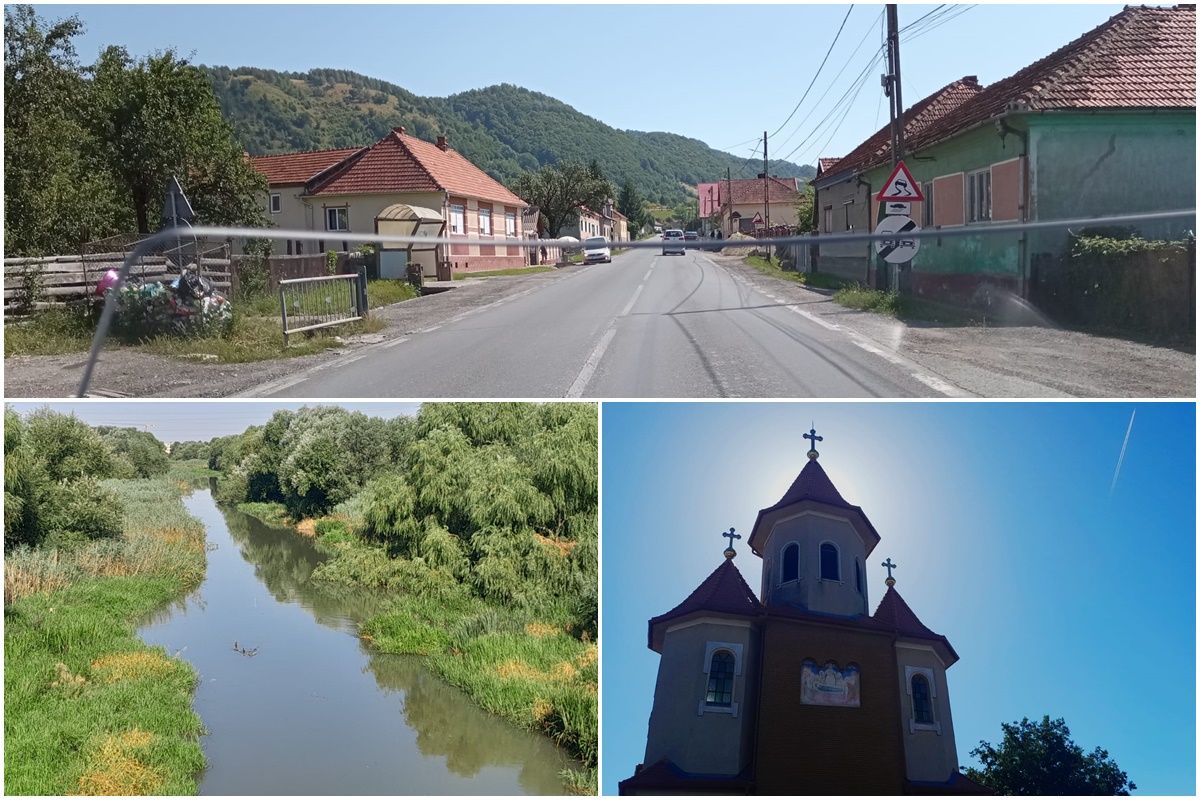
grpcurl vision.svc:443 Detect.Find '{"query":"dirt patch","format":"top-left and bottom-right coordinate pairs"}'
top-left (90, 651), bottom-right (175, 684)
top-left (709, 252), bottom-right (1196, 398)
top-left (77, 729), bottom-right (164, 796)
top-left (295, 519), bottom-right (319, 538)
top-left (525, 622), bottom-right (559, 639)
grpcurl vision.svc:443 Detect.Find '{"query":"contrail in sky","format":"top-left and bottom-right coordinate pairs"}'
top-left (1110, 409), bottom-right (1136, 493)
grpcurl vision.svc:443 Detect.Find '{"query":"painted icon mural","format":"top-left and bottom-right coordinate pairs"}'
top-left (800, 660), bottom-right (861, 707)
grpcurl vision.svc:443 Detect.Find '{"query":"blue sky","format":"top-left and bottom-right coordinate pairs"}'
top-left (5, 401), bottom-right (421, 442)
top-left (601, 401), bottom-right (1196, 795)
top-left (35, 3), bottom-right (1132, 168)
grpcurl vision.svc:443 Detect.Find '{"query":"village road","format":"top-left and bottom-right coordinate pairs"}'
top-left (250, 245), bottom-right (951, 398)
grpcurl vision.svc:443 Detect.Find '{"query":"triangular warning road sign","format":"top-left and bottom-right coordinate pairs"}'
top-left (751, 212), bottom-right (764, 224)
top-left (876, 161), bottom-right (924, 202)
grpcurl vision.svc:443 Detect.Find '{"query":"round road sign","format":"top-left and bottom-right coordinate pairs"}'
top-left (874, 215), bottom-right (921, 264)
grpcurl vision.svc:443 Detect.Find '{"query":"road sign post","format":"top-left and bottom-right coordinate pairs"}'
top-left (874, 160), bottom-right (923, 293)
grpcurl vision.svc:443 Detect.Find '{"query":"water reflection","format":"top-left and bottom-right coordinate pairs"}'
top-left (138, 489), bottom-right (574, 795)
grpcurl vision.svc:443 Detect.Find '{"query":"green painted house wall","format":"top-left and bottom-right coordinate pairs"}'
top-left (854, 110), bottom-right (1194, 303)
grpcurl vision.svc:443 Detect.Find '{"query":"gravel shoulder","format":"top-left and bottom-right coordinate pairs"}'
top-left (3, 268), bottom-right (583, 398)
top-left (707, 253), bottom-right (1196, 398)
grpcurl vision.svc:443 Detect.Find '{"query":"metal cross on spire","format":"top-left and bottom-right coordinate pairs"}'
top-left (722, 527), bottom-right (741, 559)
top-left (882, 557), bottom-right (897, 587)
top-left (804, 424), bottom-right (823, 460)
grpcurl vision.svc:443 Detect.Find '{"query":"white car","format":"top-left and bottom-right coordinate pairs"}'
top-left (583, 236), bottom-right (612, 264)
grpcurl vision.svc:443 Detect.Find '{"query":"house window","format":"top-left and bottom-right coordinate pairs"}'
top-left (782, 543), bottom-right (799, 583)
top-left (819, 542), bottom-right (840, 581)
top-left (296, 240), bottom-right (304, 255)
top-left (911, 674), bottom-right (933, 724)
top-left (843, 200), bottom-right (854, 231)
top-left (823, 206), bottom-right (833, 233)
top-left (450, 204), bottom-right (465, 234)
top-left (706, 651), bottom-right (735, 707)
top-left (921, 182), bottom-right (934, 227)
top-left (318, 240), bottom-right (325, 253)
top-left (505, 211), bottom-right (517, 237)
top-left (966, 168), bottom-right (991, 222)
top-left (855, 558), bottom-right (863, 595)
top-left (270, 193), bottom-right (281, 214)
top-left (286, 239), bottom-right (293, 256)
top-left (479, 207), bottom-right (492, 236)
top-left (325, 207), bottom-right (348, 231)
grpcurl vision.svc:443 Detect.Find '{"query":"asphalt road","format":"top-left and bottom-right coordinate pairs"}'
top-left (253, 243), bottom-right (959, 399)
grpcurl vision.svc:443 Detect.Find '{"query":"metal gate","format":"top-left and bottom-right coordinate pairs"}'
top-left (279, 271), bottom-right (367, 346)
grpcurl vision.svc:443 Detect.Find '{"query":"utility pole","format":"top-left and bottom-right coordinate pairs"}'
top-left (762, 131), bottom-right (770, 238)
top-left (884, 5), bottom-right (905, 166)
top-left (726, 167), bottom-right (732, 237)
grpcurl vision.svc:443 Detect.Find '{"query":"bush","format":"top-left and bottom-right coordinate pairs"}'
top-left (40, 478), bottom-right (125, 548)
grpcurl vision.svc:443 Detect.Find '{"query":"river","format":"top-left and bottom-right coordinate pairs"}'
top-left (138, 487), bottom-right (576, 795)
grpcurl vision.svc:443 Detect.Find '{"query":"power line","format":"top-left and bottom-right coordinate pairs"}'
top-left (774, 10), bottom-right (885, 153)
top-left (905, 4), bottom-right (976, 43)
top-left (899, 4), bottom-right (946, 33)
top-left (769, 4), bottom-right (856, 139)
top-left (778, 42), bottom-right (886, 164)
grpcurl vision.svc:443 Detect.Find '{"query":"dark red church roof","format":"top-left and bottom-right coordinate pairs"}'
top-left (618, 757), bottom-right (754, 795)
top-left (647, 558), bottom-right (761, 652)
top-left (872, 585), bottom-right (959, 665)
top-left (750, 457), bottom-right (881, 554)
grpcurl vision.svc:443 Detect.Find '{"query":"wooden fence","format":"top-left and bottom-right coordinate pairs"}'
top-left (4, 254), bottom-right (232, 315)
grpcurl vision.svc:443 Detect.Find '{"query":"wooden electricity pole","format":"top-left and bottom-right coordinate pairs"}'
top-left (762, 131), bottom-right (770, 236)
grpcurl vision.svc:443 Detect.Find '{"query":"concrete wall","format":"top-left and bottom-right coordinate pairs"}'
top-left (760, 512), bottom-right (869, 617)
top-left (814, 177), bottom-right (874, 282)
top-left (644, 618), bottom-right (758, 777)
top-left (755, 618), bottom-right (905, 794)
top-left (894, 643), bottom-right (960, 783)
top-left (1026, 111), bottom-right (1196, 260)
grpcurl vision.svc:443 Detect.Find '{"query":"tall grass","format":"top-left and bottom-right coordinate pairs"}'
top-left (4, 477), bottom-right (208, 795)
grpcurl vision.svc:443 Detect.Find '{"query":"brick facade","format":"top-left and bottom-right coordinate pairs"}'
top-left (754, 616), bottom-right (906, 795)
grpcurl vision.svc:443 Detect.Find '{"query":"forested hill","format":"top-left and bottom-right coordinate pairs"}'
top-left (203, 66), bottom-right (815, 205)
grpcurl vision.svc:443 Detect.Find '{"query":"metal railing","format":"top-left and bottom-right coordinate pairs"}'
top-left (278, 271), bottom-right (367, 347)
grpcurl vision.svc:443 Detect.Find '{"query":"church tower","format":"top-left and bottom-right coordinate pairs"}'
top-left (620, 429), bottom-right (991, 795)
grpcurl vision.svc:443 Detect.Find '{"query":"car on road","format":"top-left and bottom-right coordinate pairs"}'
top-left (582, 236), bottom-right (612, 264)
top-left (661, 229), bottom-right (685, 256)
top-left (684, 231), bottom-right (699, 241)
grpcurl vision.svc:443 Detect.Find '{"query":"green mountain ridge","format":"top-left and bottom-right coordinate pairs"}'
top-left (203, 66), bottom-right (814, 205)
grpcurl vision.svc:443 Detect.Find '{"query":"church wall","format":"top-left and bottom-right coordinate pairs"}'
top-left (894, 644), bottom-right (960, 782)
top-left (762, 513), bottom-right (869, 617)
top-left (755, 617), bottom-right (905, 794)
top-left (644, 619), bottom-right (759, 777)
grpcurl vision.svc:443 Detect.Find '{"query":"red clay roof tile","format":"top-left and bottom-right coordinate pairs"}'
top-left (723, 176), bottom-right (803, 207)
top-left (250, 147), bottom-right (364, 185)
top-left (872, 585), bottom-right (959, 663)
top-left (832, 6), bottom-right (1195, 178)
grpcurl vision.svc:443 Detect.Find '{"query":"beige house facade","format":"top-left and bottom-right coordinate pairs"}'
top-left (252, 128), bottom-right (530, 277)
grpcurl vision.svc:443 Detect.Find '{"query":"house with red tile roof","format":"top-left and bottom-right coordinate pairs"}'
top-left (250, 127), bottom-right (531, 276)
top-left (812, 5), bottom-right (1195, 303)
top-left (709, 176), bottom-right (804, 237)
top-left (620, 441), bottom-right (989, 796)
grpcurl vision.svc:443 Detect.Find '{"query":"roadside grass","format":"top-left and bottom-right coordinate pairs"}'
top-left (744, 255), bottom-right (850, 290)
top-left (6, 281), bottom-right (405, 363)
top-left (833, 284), bottom-right (986, 325)
top-left (453, 266), bottom-right (555, 280)
top-left (3, 478), bottom-right (208, 795)
top-left (301, 516), bottom-right (598, 794)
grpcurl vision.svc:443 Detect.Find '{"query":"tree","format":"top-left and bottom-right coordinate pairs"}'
top-left (88, 46), bottom-right (267, 233)
top-left (3, 5), bottom-right (128, 256)
top-left (509, 162), bottom-right (615, 240)
top-left (794, 184), bottom-right (816, 234)
top-left (95, 426), bottom-right (170, 478)
top-left (963, 716), bottom-right (1136, 795)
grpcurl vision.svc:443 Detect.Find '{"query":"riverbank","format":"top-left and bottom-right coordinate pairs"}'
top-left (237, 502), bottom-right (598, 794)
top-left (4, 475), bottom-right (209, 795)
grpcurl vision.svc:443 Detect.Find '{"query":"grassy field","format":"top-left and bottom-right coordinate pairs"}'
top-left (4, 478), bottom-right (208, 795)
top-left (833, 284), bottom-right (986, 324)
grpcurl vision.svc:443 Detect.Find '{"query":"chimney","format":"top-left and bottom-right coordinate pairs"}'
top-left (436, 135), bottom-right (448, 151)
top-left (393, 126), bottom-right (406, 136)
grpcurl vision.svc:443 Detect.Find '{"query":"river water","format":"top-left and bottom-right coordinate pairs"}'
top-left (138, 488), bottom-right (575, 795)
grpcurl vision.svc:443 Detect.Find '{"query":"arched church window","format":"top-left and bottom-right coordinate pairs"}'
top-left (855, 558), bottom-right (863, 595)
top-left (706, 650), bottom-right (736, 707)
top-left (782, 543), bottom-right (799, 583)
top-left (820, 542), bottom-right (840, 581)
top-left (911, 674), bottom-right (933, 724)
